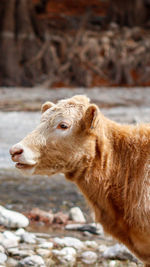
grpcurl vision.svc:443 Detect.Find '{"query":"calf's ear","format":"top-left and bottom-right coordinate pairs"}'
top-left (41, 101), bottom-right (55, 113)
top-left (84, 104), bottom-right (99, 131)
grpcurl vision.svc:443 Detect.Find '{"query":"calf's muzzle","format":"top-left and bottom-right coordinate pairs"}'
top-left (9, 144), bottom-right (23, 157)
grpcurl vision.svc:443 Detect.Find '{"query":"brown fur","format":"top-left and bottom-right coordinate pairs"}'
top-left (11, 95), bottom-right (150, 266)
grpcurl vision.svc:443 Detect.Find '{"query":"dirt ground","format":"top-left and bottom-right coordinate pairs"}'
top-left (0, 87), bottom-right (150, 111)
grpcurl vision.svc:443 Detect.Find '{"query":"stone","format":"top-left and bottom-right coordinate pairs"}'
top-left (21, 232), bottom-right (36, 244)
top-left (3, 231), bottom-right (20, 242)
top-left (8, 248), bottom-right (34, 257)
top-left (0, 232), bottom-right (19, 248)
top-left (90, 223), bottom-right (104, 235)
top-left (35, 237), bottom-right (47, 243)
top-left (81, 251), bottom-right (98, 264)
top-left (17, 255), bottom-right (45, 267)
top-left (52, 247), bottom-right (76, 264)
top-left (65, 222), bottom-right (103, 235)
top-left (98, 244), bottom-right (108, 253)
top-left (84, 240), bottom-right (98, 249)
top-left (109, 260), bottom-right (118, 267)
top-left (6, 257), bottom-right (19, 267)
top-left (0, 253), bottom-right (7, 264)
top-left (0, 206), bottom-right (29, 229)
top-left (15, 228), bottom-right (26, 236)
top-left (69, 207), bottom-right (86, 223)
top-left (36, 249), bottom-right (50, 258)
top-left (129, 263), bottom-right (137, 267)
top-left (102, 243), bottom-right (137, 262)
top-left (65, 223), bottom-right (84, 231)
top-left (53, 212), bottom-right (69, 224)
top-left (34, 233), bottom-right (51, 239)
top-left (27, 208), bottom-right (54, 224)
top-left (53, 237), bottom-right (85, 250)
top-left (0, 246), bottom-right (5, 254)
top-left (38, 242), bottom-right (53, 249)
top-left (45, 258), bottom-right (55, 266)
top-left (83, 231), bottom-right (92, 237)
top-left (0, 238), bottom-right (18, 249)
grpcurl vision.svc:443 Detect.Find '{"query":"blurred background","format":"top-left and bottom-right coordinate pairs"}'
top-left (0, 1), bottom-right (150, 266)
top-left (1, 0), bottom-right (150, 87)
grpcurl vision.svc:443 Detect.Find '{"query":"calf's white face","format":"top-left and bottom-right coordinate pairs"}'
top-left (10, 95), bottom-right (99, 176)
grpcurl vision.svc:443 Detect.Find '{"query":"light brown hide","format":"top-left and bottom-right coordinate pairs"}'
top-left (11, 95), bottom-right (150, 266)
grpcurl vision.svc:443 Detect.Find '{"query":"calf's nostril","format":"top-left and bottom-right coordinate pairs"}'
top-left (10, 147), bottom-right (23, 156)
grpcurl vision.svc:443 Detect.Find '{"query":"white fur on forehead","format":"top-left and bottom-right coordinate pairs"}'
top-left (42, 95), bottom-right (90, 127)
top-left (58, 95), bottom-right (90, 106)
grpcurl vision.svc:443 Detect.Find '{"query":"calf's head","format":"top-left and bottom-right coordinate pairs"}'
top-left (10, 95), bottom-right (100, 177)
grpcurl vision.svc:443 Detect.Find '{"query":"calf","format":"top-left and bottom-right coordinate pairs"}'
top-left (10, 95), bottom-right (150, 266)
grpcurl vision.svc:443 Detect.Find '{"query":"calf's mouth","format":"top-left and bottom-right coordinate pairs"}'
top-left (15, 162), bottom-right (36, 169)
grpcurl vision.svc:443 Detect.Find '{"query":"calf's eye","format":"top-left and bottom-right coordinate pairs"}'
top-left (57, 123), bottom-right (69, 130)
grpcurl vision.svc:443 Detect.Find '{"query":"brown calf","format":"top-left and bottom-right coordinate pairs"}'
top-left (10, 95), bottom-right (150, 266)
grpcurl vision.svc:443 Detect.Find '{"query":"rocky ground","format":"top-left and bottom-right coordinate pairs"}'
top-left (0, 87), bottom-right (149, 266)
top-left (0, 205), bottom-right (142, 267)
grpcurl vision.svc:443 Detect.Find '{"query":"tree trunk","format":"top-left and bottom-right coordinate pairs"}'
top-left (108, 0), bottom-right (148, 26)
top-left (0, 0), bottom-right (51, 86)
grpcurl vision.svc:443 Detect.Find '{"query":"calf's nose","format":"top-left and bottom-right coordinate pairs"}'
top-left (9, 144), bottom-right (24, 157)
